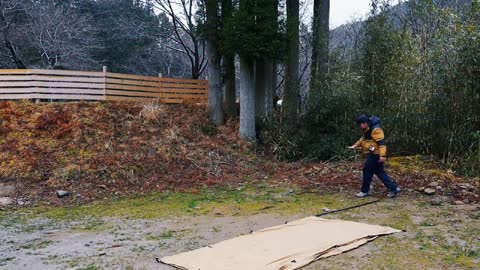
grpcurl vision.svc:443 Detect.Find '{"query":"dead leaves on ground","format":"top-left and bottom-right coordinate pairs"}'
top-left (0, 101), bottom-right (477, 205)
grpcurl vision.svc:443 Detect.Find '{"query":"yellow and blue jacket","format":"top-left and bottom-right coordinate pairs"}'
top-left (353, 117), bottom-right (387, 157)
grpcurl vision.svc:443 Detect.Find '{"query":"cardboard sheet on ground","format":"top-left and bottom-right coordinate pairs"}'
top-left (160, 217), bottom-right (400, 270)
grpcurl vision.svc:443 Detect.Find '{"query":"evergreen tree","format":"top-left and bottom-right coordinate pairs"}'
top-left (226, 0), bottom-right (283, 141)
top-left (309, 0), bottom-right (330, 103)
top-left (283, 0), bottom-right (299, 124)
top-left (206, 0), bottom-right (224, 125)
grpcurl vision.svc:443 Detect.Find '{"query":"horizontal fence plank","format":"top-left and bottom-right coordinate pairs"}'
top-left (106, 90), bottom-right (207, 99)
top-left (106, 78), bottom-right (207, 90)
top-left (0, 88), bottom-right (33, 93)
top-left (0, 93), bottom-right (104, 100)
top-left (106, 83), bottom-right (161, 92)
top-left (106, 72), bottom-right (164, 83)
top-left (0, 69), bottom-right (32, 74)
top-left (0, 81), bottom-right (103, 89)
top-left (105, 83), bottom-right (207, 94)
top-left (32, 94), bottom-right (106, 100)
top-left (0, 93), bottom-right (33, 99)
top-left (0, 88), bottom-right (104, 94)
top-left (159, 77), bottom-right (208, 85)
top-left (36, 88), bottom-right (104, 95)
top-left (106, 95), bottom-right (184, 103)
top-left (106, 72), bottom-right (207, 85)
top-left (0, 69), bottom-right (104, 77)
top-left (0, 75), bottom-right (105, 83)
top-left (106, 78), bottom-right (161, 87)
top-left (0, 81), bottom-right (34, 87)
top-left (150, 88), bottom-right (206, 94)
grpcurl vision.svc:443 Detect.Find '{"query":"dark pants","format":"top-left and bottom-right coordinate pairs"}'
top-left (362, 154), bottom-right (398, 193)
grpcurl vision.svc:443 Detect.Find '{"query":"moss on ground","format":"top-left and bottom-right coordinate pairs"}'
top-left (2, 186), bottom-right (479, 269)
top-left (387, 155), bottom-right (455, 179)
top-left (304, 195), bottom-right (480, 269)
top-left (7, 185), bottom-right (358, 222)
top-left (19, 240), bottom-right (53, 250)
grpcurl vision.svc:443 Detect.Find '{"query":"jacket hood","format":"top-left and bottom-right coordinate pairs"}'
top-left (369, 116), bottom-right (381, 128)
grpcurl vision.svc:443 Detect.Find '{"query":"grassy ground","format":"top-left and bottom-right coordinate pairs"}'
top-left (1, 185), bottom-right (479, 270)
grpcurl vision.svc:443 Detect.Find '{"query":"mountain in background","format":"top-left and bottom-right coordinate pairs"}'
top-left (330, 0), bottom-right (473, 50)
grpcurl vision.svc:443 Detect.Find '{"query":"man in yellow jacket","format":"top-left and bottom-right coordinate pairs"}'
top-left (349, 115), bottom-right (400, 198)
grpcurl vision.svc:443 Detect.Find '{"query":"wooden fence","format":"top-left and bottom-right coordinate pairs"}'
top-left (0, 69), bottom-right (208, 104)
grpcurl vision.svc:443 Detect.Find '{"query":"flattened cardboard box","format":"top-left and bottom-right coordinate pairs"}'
top-left (160, 216), bottom-right (400, 270)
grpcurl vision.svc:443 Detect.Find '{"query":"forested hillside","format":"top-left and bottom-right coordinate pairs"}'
top-left (303, 0), bottom-right (479, 176)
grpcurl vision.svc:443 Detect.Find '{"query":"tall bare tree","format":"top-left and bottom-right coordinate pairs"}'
top-left (0, 0), bottom-right (26, 68)
top-left (154, 0), bottom-right (207, 79)
top-left (24, 0), bottom-right (99, 69)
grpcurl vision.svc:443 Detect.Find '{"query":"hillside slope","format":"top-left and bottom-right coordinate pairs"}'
top-left (0, 101), bottom-right (478, 205)
top-left (0, 101), bottom-right (265, 203)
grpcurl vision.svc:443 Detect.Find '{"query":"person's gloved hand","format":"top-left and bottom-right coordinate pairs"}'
top-left (379, 156), bottom-right (386, 162)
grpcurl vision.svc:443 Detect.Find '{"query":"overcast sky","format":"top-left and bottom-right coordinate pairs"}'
top-left (305, 0), bottom-right (399, 29)
top-left (330, 0), bottom-right (373, 27)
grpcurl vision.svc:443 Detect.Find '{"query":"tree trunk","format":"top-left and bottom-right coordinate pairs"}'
top-left (221, 0), bottom-right (237, 118)
top-left (4, 39), bottom-right (26, 69)
top-left (254, 60), bottom-right (275, 118)
top-left (268, 0), bottom-right (278, 114)
top-left (240, 56), bottom-right (256, 141)
top-left (207, 41), bottom-right (223, 125)
top-left (222, 52), bottom-right (236, 118)
top-left (265, 60), bottom-right (274, 117)
top-left (0, 9), bottom-right (27, 69)
top-left (255, 58), bottom-right (267, 119)
top-left (206, 0), bottom-right (223, 125)
top-left (283, 0), bottom-right (300, 123)
top-left (271, 62), bottom-right (278, 110)
top-left (255, 59), bottom-right (274, 120)
top-left (310, 0), bottom-right (330, 100)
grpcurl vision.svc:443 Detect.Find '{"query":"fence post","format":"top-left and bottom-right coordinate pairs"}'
top-left (158, 73), bottom-right (163, 102)
top-left (33, 70), bottom-right (41, 104)
top-left (103, 66), bottom-right (108, 100)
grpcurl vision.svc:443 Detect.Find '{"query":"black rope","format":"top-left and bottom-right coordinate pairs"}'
top-left (315, 198), bottom-right (382, 217)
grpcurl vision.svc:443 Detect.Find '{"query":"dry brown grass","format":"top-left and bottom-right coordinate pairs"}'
top-left (138, 100), bottom-right (167, 123)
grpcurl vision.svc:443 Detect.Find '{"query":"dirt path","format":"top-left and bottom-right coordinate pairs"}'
top-left (1, 192), bottom-right (479, 270)
top-left (1, 213), bottom-right (306, 270)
